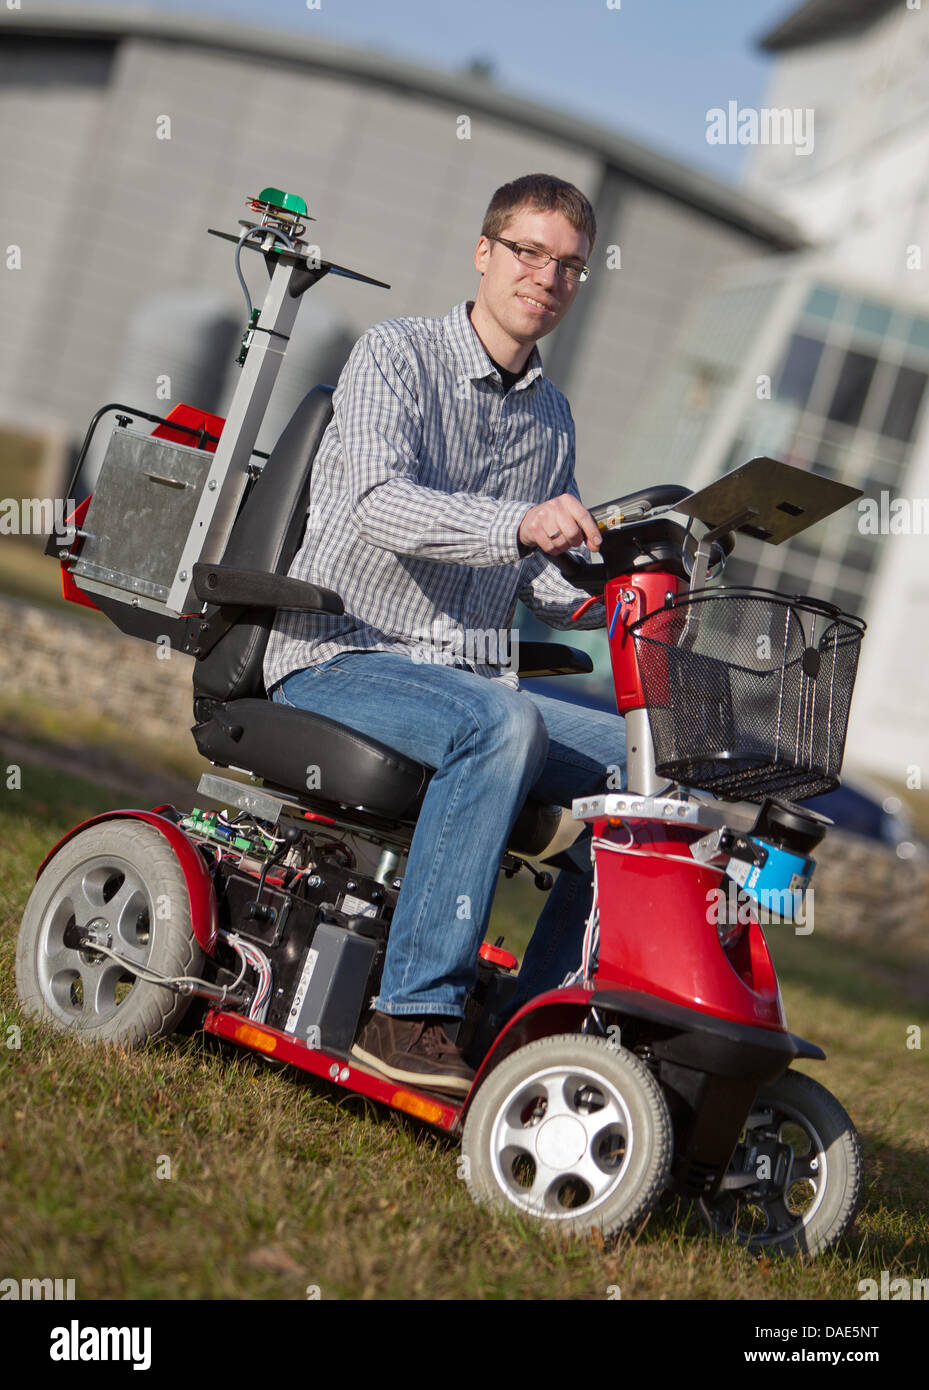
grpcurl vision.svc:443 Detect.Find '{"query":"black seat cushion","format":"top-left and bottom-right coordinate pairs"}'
top-left (193, 698), bottom-right (562, 857)
top-left (193, 699), bottom-right (429, 818)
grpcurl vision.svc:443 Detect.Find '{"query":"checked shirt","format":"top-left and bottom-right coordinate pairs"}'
top-left (262, 298), bottom-right (604, 694)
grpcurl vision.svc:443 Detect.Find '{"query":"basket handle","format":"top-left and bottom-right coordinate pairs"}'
top-left (790, 594), bottom-right (842, 619)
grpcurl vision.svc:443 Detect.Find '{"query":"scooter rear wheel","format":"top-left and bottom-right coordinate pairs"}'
top-left (699, 1068), bottom-right (863, 1257)
top-left (461, 1033), bottom-right (673, 1238)
top-left (16, 821), bottom-right (204, 1047)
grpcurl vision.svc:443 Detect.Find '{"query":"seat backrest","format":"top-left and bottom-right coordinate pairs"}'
top-left (192, 384), bottom-right (335, 709)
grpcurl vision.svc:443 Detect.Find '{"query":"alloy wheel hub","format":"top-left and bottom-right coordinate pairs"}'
top-left (536, 1115), bottom-right (587, 1169)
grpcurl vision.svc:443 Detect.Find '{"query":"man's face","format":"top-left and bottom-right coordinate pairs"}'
top-left (472, 205), bottom-right (590, 350)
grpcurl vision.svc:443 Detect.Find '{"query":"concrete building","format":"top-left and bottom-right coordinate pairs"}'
top-left (0, 5), bottom-right (799, 492)
top-left (745, 0), bottom-right (929, 301)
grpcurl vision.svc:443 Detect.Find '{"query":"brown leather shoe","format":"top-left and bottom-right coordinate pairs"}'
top-left (351, 1011), bottom-right (475, 1094)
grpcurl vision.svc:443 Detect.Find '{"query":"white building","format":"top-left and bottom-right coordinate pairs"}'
top-left (746, 0), bottom-right (929, 790)
top-left (622, 0), bottom-right (929, 791)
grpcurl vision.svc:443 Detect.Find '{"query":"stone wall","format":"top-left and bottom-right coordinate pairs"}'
top-left (0, 596), bottom-right (193, 746)
top-left (811, 828), bottom-right (929, 956)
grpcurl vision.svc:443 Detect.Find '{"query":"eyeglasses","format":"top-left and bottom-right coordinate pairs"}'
top-left (489, 236), bottom-right (589, 283)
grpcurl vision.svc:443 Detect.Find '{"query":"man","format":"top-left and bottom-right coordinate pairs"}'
top-left (263, 173), bottom-right (627, 1092)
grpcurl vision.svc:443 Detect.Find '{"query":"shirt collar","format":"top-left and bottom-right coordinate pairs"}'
top-left (443, 300), bottom-right (544, 389)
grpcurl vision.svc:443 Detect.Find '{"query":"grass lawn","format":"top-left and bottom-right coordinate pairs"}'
top-left (0, 759), bottom-right (927, 1302)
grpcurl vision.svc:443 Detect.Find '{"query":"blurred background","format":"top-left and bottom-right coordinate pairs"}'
top-left (0, 0), bottom-right (927, 862)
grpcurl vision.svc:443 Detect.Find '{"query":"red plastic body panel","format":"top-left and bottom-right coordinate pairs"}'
top-left (203, 1010), bottom-right (462, 1131)
top-left (464, 987), bottom-right (596, 1108)
top-left (604, 572), bottom-right (684, 714)
top-left (60, 496), bottom-right (98, 610)
top-left (478, 941), bottom-right (518, 971)
top-left (594, 566), bottom-right (786, 1030)
top-left (591, 818), bottom-right (784, 1029)
top-left (36, 810), bottom-right (219, 957)
top-left (151, 403), bottom-right (224, 451)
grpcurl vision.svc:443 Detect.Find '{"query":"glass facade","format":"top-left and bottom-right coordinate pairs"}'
top-left (718, 282), bottom-right (929, 619)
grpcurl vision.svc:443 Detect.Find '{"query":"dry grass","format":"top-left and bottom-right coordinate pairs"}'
top-left (1, 760), bottom-right (926, 1301)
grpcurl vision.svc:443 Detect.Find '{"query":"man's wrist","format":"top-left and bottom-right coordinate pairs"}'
top-left (515, 505), bottom-right (535, 558)
top-left (490, 500), bottom-right (536, 564)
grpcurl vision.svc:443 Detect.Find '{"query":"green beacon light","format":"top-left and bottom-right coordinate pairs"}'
top-left (251, 187), bottom-right (309, 219)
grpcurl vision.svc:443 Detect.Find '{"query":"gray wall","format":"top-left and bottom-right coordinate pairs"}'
top-left (0, 29), bottom-right (782, 502)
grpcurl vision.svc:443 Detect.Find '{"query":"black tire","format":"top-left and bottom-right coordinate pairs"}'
top-left (699, 1069), bottom-right (863, 1257)
top-left (461, 1033), bottom-right (673, 1237)
top-left (16, 820), bottom-right (204, 1047)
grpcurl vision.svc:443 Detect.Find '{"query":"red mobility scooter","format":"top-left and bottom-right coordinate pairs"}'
top-left (17, 189), bottom-right (866, 1254)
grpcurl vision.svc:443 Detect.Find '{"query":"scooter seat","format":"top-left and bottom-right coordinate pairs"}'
top-left (192, 696), bottom-right (562, 857)
top-left (192, 697), bottom-right (428, 819)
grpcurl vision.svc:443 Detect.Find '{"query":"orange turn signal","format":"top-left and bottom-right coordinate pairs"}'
top-left (390, 1090), bottom-right (447, 1123)
top-left (234, 1023), bottom-right (278, 1054)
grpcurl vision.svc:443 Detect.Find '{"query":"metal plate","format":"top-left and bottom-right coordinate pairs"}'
top-left (676, 457), bottom-right (862, 545)
top-left (571, 793), bottom-right (703, 825)
top-left (71, 429), bottom-right (214, 601)
top-left (571, 792), bottom-right (760, 834)
top-left (196, 774), bottom-right (294, 825)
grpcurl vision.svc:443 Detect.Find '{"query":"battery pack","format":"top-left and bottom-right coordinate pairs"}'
top-left (283, 922), bottom-right (379, 1052)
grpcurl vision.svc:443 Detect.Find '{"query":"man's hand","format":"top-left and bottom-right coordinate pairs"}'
top-left (518, 494), bottom-right (602, 557)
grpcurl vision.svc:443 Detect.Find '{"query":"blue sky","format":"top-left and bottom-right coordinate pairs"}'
top-left (51, 0), bottom-right (799, 183)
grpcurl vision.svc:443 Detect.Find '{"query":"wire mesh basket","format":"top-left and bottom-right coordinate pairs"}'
top-left (629, 586), bottom-right (866, 802)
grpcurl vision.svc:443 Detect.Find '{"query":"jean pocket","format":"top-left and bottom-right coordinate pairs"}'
top-left (273, 658), bottom-right (345, 707)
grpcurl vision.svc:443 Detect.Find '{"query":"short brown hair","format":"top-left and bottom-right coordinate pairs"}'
top-left (481, 174), bottom-right (596, 253)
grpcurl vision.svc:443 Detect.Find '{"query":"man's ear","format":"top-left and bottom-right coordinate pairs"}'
top-left (473, 235), bottom-right (492, 275)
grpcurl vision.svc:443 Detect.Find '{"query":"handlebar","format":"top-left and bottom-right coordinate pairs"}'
top-left (589, 484), bottom-right (693, 526)
top-left (546, 508), bottom-right (736, 595)
top-left (551, 550), bottom-right (604, 595)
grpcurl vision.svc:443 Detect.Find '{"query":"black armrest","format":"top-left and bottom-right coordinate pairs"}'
top-left (517, 642), bottom-right (594, 678)
top-left (192, 563), bottom-right (344, 615)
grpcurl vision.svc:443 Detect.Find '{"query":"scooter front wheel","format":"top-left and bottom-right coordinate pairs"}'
top-left (461, 1033), bottom-right (673, 1238)
top-left (699, 1068), bottom-right (863, 1257)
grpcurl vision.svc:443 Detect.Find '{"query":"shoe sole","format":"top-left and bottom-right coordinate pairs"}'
top-left (351, 1042), bottom-right (473, 1095)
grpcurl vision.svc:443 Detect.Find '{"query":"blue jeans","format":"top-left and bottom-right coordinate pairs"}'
top-left (272, 651), bottom-right (626, 1018)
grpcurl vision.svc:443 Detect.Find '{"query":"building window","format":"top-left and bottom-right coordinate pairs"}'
top-left (777, 333), bottom-right (825, 407)
top-left (826, 349), bottom-right (878, 427)
top-left (880, 364), bottom-right (927, 443)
